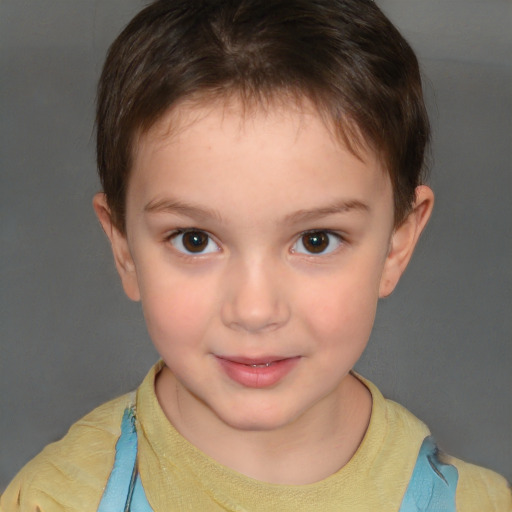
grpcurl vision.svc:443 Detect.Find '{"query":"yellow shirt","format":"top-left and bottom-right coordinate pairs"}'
top-left (2, 362), bottom-right (510, 511)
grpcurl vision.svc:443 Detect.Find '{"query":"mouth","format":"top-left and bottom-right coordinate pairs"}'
top-left (215, 355), bottom-right (300, 388)
top-left (248, 362), bottom-right (273, 368)
top-left (218, 355), bottom-right (292, 367)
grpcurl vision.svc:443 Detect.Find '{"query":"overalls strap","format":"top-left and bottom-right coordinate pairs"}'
top-left (399, 436), bottom-right (459, 512)
top-left (97, 407), bottom-right (154, 512)
top-left (98, 411), bottom-right (458, 511)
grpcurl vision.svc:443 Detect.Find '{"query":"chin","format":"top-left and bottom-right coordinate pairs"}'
top-left (214, 401), bottom-right (302, 432)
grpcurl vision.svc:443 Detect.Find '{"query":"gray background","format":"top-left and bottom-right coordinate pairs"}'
top-left (1, 0), bottom-right (511, 491)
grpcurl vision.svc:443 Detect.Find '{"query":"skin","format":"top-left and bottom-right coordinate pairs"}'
top-left (94, 99), bottom-right (433, 485)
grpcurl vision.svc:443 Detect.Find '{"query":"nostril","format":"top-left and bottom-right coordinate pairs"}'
top-left (220, 264), bottom-right (291, 332)
top-left (221, 294), bottom-right (290, 333)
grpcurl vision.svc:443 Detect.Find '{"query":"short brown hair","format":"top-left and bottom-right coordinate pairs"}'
top-left (97, 0), bottom-right (430, 231)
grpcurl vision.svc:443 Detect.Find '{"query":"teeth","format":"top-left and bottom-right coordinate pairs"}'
top-left (250, 362), bottom-right (272, 368)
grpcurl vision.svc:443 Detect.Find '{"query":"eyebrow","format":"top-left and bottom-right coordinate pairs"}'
top-left (144, 197), bottom-right (369, 224)
top-left (283, 199), bottom-right (370, 224)
top-left (144, 198), bottom-right (224, 222)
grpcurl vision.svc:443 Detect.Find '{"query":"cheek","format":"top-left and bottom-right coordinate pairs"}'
top-left (137, 270), bottom-right (218, 351)
top-left (307, 290), bottom-right (377, 343)
top-left (299, 264), bottom-right (381, 343)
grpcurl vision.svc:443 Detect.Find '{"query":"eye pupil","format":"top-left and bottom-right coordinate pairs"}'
top-left (303, 232), bottom-right (329, 253)
top-left (183, 231), bottom-right (208, 252)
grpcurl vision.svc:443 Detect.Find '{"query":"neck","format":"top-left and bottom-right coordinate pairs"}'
top-left (155, 367), bottom-right (372, 484)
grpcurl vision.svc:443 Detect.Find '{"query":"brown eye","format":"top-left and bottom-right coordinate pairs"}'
top-left (293, 231), bottom-right (342, 255)
top-left (170, 230), bottom-right (219, 254)
top-left (183, 231), bottom-right (208, 252)
top-left (302, 232), bottom-right (329, 253)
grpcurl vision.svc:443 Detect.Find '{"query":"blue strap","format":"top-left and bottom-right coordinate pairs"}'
top-left (130, 474), bottom-right (154, 511)
top-left (97, 407), bottom-right (154, 512)
top-left (399, 436), bottom-right (458, 512)
top-left (100, 412), bottom-right (456, 511)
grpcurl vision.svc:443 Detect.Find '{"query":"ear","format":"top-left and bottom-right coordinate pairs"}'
top-left (92, 193), bottom-right (141, 301)
top-left (379, 185), bottom-right (434, 298)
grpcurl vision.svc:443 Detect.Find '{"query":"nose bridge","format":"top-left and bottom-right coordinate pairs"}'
top-left (221, 253), bottom-right (290, 333)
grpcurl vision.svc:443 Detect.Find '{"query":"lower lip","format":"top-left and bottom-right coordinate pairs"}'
top-left (216, 357), bottom-right (300, 388)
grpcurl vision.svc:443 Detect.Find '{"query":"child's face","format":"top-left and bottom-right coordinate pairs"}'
top-left (100, 99), bottom-right (417, 432)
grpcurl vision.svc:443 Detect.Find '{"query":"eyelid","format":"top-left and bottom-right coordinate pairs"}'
top-left (291, 230), bottom-right (344, 256)
top-left (167, 228), bottom-right (221, 255)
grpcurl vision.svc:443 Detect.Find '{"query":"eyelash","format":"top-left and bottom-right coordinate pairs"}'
top-left (165, 228), bottom-right (345, 257)
top-left (166, 229), bottom-right (220, 256)
top-left (291, 230), bottom-right (344, 256)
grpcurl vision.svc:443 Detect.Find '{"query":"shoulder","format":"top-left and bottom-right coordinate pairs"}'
top-left (359, 374), bottom-right (431, 445)
top-left (1, 393), bottom-right (132, 512)
top-left (386, 399), bottom-right (511, 511)
top-left (359, 376), bottom-right (511, 510)
top-left (441, 455), bottom-right (512, 512)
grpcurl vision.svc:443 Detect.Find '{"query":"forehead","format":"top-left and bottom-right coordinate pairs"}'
top-left (137, 93), bottom-right (374, 160)
top-left (127, 97), bottom-right (392, 223)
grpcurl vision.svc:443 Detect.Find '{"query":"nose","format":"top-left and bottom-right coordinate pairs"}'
top-left (221, 258), bottom-right (290, 333)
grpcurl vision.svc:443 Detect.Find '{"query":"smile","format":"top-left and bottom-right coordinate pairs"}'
top-left (216, 356), bottom-right (300, 388)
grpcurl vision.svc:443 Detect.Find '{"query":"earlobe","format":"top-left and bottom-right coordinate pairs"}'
top-left (92, 193), bottom-right (141, 302)
top-left (379, 185), bottom-right (434, 298)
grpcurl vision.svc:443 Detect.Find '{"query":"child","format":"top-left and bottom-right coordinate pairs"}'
top-left (2, 0), bottom-right (510, 510)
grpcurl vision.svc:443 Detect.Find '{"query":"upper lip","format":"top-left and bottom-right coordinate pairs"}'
top-left (216, 355), bottom-right (297, 365)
